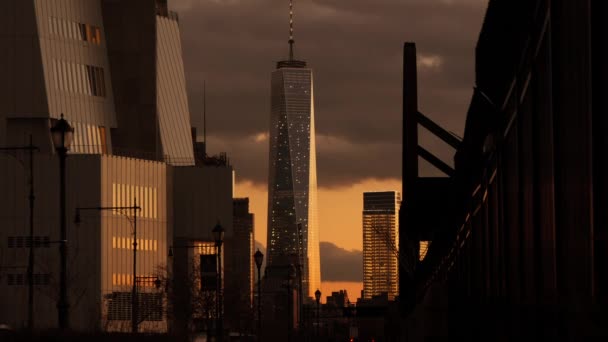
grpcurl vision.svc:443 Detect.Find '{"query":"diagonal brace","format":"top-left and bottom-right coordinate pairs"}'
top-left (417, 111), bottom-right (461, 149)
top-left (417, 145), bottom-right (455, 177)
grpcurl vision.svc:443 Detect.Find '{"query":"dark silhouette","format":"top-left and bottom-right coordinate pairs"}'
top-left (400, 0), bottom-right (608, 340)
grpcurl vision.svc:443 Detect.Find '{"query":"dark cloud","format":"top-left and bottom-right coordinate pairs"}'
top-left (319, 242), bottom-right (362, 282)
top-left (171, 0), bottom-right (487, 185)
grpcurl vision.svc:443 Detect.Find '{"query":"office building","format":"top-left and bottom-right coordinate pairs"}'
top-left (224, 198), bottom-right (255, 332)
top-left (266, 0), bottom-right (320, 299)
top-left (0, 0), bottom-right (232, 333)
top-left (363, 191), bottom-right (400, 300)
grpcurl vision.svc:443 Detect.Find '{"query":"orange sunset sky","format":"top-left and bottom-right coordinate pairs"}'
top-left (235, 178), bottom-right (402, 301)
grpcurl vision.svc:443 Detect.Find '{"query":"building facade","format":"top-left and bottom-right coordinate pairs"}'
top-left (400, 0), bottom-right (608, 339)
top-left (0, 0), bottom-right (232, 333)
top-left (224, 198), bottom-right (255, 333)
top-left (266, 13), bottom-right (320, 299)
top-left (363, 191), bottom-right (400, 300)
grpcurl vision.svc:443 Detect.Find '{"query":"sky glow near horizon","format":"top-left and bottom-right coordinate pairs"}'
top-left (172, 0), bottom-right (488, 287)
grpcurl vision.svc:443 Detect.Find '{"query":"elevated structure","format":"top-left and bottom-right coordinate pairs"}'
top-left (266, 0), bottom-right (320, 299)
top-left (401, 0), bottom-right (608, 339)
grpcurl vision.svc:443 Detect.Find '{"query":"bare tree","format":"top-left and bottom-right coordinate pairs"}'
top-left (159, 257), bottom-right (218, 336)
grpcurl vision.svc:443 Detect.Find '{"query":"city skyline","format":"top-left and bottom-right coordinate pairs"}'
top-left (1, 0), bottom-right (606, 340)
top-left (171, 0), bottom-right (487, 258)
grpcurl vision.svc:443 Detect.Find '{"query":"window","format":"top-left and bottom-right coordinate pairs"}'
top-left (107, 292), bottom-right (162, 321)
top-left (7, 236), bottom-right (51, 248)
top-left (6, 273), bottom-right (52, 286)
top-left (54, 60), bottom-right (106, 98)
top-left (112, 183), bottom-right (159, 219)
top-left (49, 17), bottom-right (102, 46)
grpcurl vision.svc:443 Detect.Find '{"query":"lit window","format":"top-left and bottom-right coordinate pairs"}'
top-left (419, 241), bottom-right (430, 261)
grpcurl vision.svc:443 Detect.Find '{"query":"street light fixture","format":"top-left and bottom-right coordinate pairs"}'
top-left (74, 202), bottom-right (140, 332)
top-left (212, 221), bottom-right (224, 341)
top-left (50, 114), bottom-right (74, 331)
top-left (253, 249), bottom-right (264, 338)
top-left (315, 289), bottom-right (321, 338)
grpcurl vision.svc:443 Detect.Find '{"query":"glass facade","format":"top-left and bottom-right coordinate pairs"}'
top-left (267, 65), bottom-right (320, 298)
top-left (362, 191), bottom-right (400, 300)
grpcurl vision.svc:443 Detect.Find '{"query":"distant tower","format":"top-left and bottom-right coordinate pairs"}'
top-left (363, 191), bottom-right (401, 300)
top-left (266, 0), bottom-right (320, 299)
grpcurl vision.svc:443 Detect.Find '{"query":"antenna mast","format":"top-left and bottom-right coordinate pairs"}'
top-left (289, 0), bottom-right (295, 60)
top-left (203, 81), bottom-right (207, 157)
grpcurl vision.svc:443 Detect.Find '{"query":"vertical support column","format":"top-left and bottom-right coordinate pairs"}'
top-left (551, 0), bottom-right (594, 336)
top-left (532, 11), bottom-right (557, 336)
top-left (400, 42), bottom-right (419, 313)
top-left (518, 72), bottom-right (537, 331)
top-left (592, 0), bottom-right (608, 306)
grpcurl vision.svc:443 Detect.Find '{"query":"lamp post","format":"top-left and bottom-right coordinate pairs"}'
top-left (253, 249), bottom-right (264, 338)
top-left (314, 289), bottom-right (321, 338)
top-left (0, 135), bottom-right (39, 330)
top-left (74, 201), bottom-right (140, 332)
top-left (50, 114), bottom-right (74, 331)
top-left (212, 221), bottom-right (225, 341)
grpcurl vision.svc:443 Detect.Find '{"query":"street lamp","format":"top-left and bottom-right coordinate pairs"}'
top-left (212, 221), bottom-right (225, 341)
top-left (253, 249), bottom-right (264, 338)
top-left (50, 114), bottom-right (74, 331)
top-left (315, 289), bottom-right (321, 338)
top-left (74, 202), bottom-right (140, 332)
top-left (0, 135), bottom-right (39, 330)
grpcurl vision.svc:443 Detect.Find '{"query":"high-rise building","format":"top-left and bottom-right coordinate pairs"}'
top-left (224, 198), bottom-right (255, 331)
top-left (266, 0), bottom-right (320, 299)
top-left (0, 0), bottom-right (233, 333)
top-left (362, 191), bottom-right (401, 300)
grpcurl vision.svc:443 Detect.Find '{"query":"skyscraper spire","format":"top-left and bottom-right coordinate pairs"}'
top-left (277, 0), bottom-right (306, 69)
top-left (289, 0), bottom-right (295, 60)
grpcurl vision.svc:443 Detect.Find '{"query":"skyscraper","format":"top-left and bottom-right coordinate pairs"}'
top-left (363, 191), bottom-right (401, 300)
top-left (225, 198), bottom-right (255, 331)
top-left (266, 0), bottom-right (320, 299)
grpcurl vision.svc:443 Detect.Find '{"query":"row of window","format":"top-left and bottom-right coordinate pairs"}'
top-left (111, 237), bottom-right (158, 252)
top-left (111, 274), bottom-right (158, 287)
top-left (7, 273), bottom-right (51, 286)
top-left (7, 236), bottom-right (50, 248)
top-left (112, 183), bottom-right (158, 219)
top-left (107, 292), bottom-right (163, 321)
top-left (54, 60), bottom-right (107, 97)
top-left (48, 16), bottom-right (102, 45)
top-left (70, 122), bottom-right (108, 155)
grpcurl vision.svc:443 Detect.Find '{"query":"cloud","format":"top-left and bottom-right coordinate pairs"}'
top-left (170, 0), bottom-right (488, 185)
top-left (418, 54), bottom-right (443, 71)
top-left (319, 242), bottom-right (363, 282)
